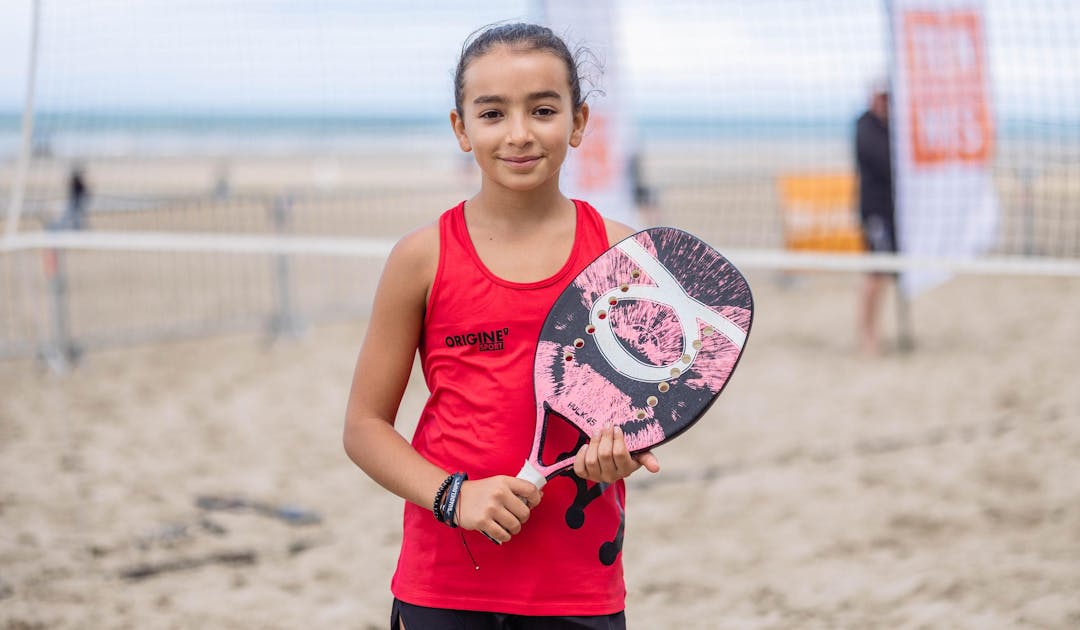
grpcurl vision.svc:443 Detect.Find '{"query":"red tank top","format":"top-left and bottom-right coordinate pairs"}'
top-left (391, 200), bottom-right (627, 615)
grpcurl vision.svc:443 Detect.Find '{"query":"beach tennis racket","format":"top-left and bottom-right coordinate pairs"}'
top-left (516, 226), bottom-right (754, 489)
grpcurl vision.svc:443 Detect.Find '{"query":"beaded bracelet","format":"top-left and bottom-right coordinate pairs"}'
top-left (438, 471), bottom-right (468, 528)
top-left (431, 474), bottom-right (455, 523)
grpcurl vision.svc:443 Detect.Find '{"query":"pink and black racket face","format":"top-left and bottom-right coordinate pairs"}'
top-left (527, 227), bottom-right (754, 479)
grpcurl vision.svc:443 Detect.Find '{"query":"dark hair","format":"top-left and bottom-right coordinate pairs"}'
top-left (453, 22), bottom-right (592, 117)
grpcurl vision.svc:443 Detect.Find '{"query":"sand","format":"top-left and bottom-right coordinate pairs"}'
top-left (2, 268), bottom-right (1078, 629)
top-left (1, 146), bottom-right (1079, 628)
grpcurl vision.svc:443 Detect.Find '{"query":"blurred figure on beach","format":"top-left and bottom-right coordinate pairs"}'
top-left (629, 152), bottom-right (660, 226)
top-left (854, 77), bottom-right (897, 356)
top-left (213, 159), bottom-right (231, 199)
top-left (64, 163), bottom-right (90, 230)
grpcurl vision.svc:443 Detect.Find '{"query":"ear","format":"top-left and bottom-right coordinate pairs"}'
top-left (569, 102), bottom-right (590, 148)
top-left (449, 109), bottom-right (472, 153)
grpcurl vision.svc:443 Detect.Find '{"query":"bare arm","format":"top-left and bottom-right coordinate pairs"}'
top-left (343, 224), bottom-right (541, 542)
top-left (343, 225), bottom-right (446, 509)
top-left (603, 218), bottom-right (635, 245)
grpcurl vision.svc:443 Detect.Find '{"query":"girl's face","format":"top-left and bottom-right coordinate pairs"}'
top-left (451, 45), bottom-right (588, 195)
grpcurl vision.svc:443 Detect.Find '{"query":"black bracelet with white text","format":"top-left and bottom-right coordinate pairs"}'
top-left (438, 472), bottom-right (468, 528)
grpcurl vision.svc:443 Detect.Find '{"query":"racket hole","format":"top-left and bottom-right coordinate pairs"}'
top-left (585, 324), bottom-right (596, 334)
top-left (619, 283), bottom-right (629, 292)
top-left (670, 367), bottom-right (681, 378)
top-left (608, 296), bottom-right (618, 305)
top-left (703, 326), bottom-right (715, 337)
top-left (635, 410), bottom-right (646, 420)
top-left (658, 382), bottom-right (670, 393)
top-left (631, 269), bottom-right (641, 279)
top-left (564, 353), bottom-right (573, 362)
top-left (646, 396), bottom-right (658, 407)
top-left (598, 310), bottom-right (607, 320)
top-left (682, 353), bottom-right (692, 364)
top-left (692, 339), bottom-right (702, 350)
top-left (573, 338), bottom-right (585, 348)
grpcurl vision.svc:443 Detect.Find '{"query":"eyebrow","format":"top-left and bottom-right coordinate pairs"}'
top-left (472, 90), bottom-right (564, 105)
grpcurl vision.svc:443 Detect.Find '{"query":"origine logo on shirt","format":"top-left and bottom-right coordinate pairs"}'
top-left (444, 327), bottom-right (509, 352)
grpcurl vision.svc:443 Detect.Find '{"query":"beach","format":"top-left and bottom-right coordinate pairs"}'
top-left (2, 260), bottom-right (1079, 627)
top-left (1, 139), bottom-right (1079, 628)
top-left (2, 0), bottom-right (1079, 623)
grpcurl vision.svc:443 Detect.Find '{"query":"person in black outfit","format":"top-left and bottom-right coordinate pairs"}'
top-left (65, 164), bottom-right (89, 230)
top-left (855, 80), bottom-right (897, 355)
top-left (629, 152), bottom-right (659, 226)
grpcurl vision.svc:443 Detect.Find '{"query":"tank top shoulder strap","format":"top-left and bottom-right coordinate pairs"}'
top-left (427, 201), bottom-right (468, 323)
top-left (571, 199), bottom-right (613, 259)
top-left (438, 201), bottom-right (469, 257)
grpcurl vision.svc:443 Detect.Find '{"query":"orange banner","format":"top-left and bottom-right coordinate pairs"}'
top-left (903, 10), bottom-right (993, 166)
top-left (575, 115), bottom-right (614, 190)
top-left (778, 174), bottom-right (864, 252)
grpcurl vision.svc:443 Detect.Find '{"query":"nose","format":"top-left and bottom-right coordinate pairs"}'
top-left (506, 113), bottom-right (533, 146)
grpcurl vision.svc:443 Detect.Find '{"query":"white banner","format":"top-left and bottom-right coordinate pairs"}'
top-left (889, 0), bottom-right (999, 295)
top-left (534, 0), bottom-right (637, 226)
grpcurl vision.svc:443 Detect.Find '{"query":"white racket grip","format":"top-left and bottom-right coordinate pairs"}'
top-left (516, 460), bottom-right (547, 489)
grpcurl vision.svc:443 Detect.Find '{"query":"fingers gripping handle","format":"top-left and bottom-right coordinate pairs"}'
top-left (480, 462), bottom-right (547, 546)
top-left (516, 460), bottom-right (548, 490)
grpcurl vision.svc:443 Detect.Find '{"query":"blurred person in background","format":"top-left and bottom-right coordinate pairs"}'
top-left (629, 152), bottom-right (660, 226)
top-left (855, 77), bottom-right (898, 356)
top-left (64, 163), bottom-right (90, 230)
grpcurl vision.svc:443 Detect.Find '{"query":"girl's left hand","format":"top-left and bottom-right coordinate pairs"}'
top-left (573, 424), bottom-right (660, 484)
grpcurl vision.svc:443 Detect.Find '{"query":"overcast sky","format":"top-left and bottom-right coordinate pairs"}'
top-left (0, 1), bottom-right (1076, 120)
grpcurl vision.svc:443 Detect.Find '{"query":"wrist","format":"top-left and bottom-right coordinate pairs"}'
top-left (437, 472), bottom-right (468, 528)
top-left (432, 473), bottom-right (454, 523)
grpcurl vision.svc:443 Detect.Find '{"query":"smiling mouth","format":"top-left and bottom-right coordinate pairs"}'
top-left (502, 156), bottom-right (541, 166)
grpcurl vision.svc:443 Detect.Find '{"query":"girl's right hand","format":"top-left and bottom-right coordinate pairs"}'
top-left (456, 476), bottom-right (543, 543)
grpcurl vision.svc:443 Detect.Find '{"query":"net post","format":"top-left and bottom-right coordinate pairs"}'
top-left (267, 195), bottom-right (305, 339)
top-left (38, 222), bottom-right (78, 374)
top-left (1019, 165), bottom-right (1037, 257)
top-left (4, 0), bottom-right (41, 244)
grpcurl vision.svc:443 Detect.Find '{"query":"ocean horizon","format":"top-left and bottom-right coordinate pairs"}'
top-left (1, 110), bottom-right (1076, 159)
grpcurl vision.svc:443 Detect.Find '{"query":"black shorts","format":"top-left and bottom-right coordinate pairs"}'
top-left (391, 598), bottom-right (626, 630)
top-left (861, 213), bottom-right (897, 253)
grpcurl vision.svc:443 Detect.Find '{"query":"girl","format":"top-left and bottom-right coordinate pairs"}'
top-left (343, 22), bottom-right (659, 629)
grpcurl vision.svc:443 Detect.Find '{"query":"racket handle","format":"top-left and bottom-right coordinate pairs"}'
top-left (477, 462), bottom-right (546, 546)
top-left (516, 461), bottom-right (548, 489)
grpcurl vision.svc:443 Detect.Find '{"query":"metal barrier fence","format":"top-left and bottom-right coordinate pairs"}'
top-left (0, 189), bottom-right (457, 370)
